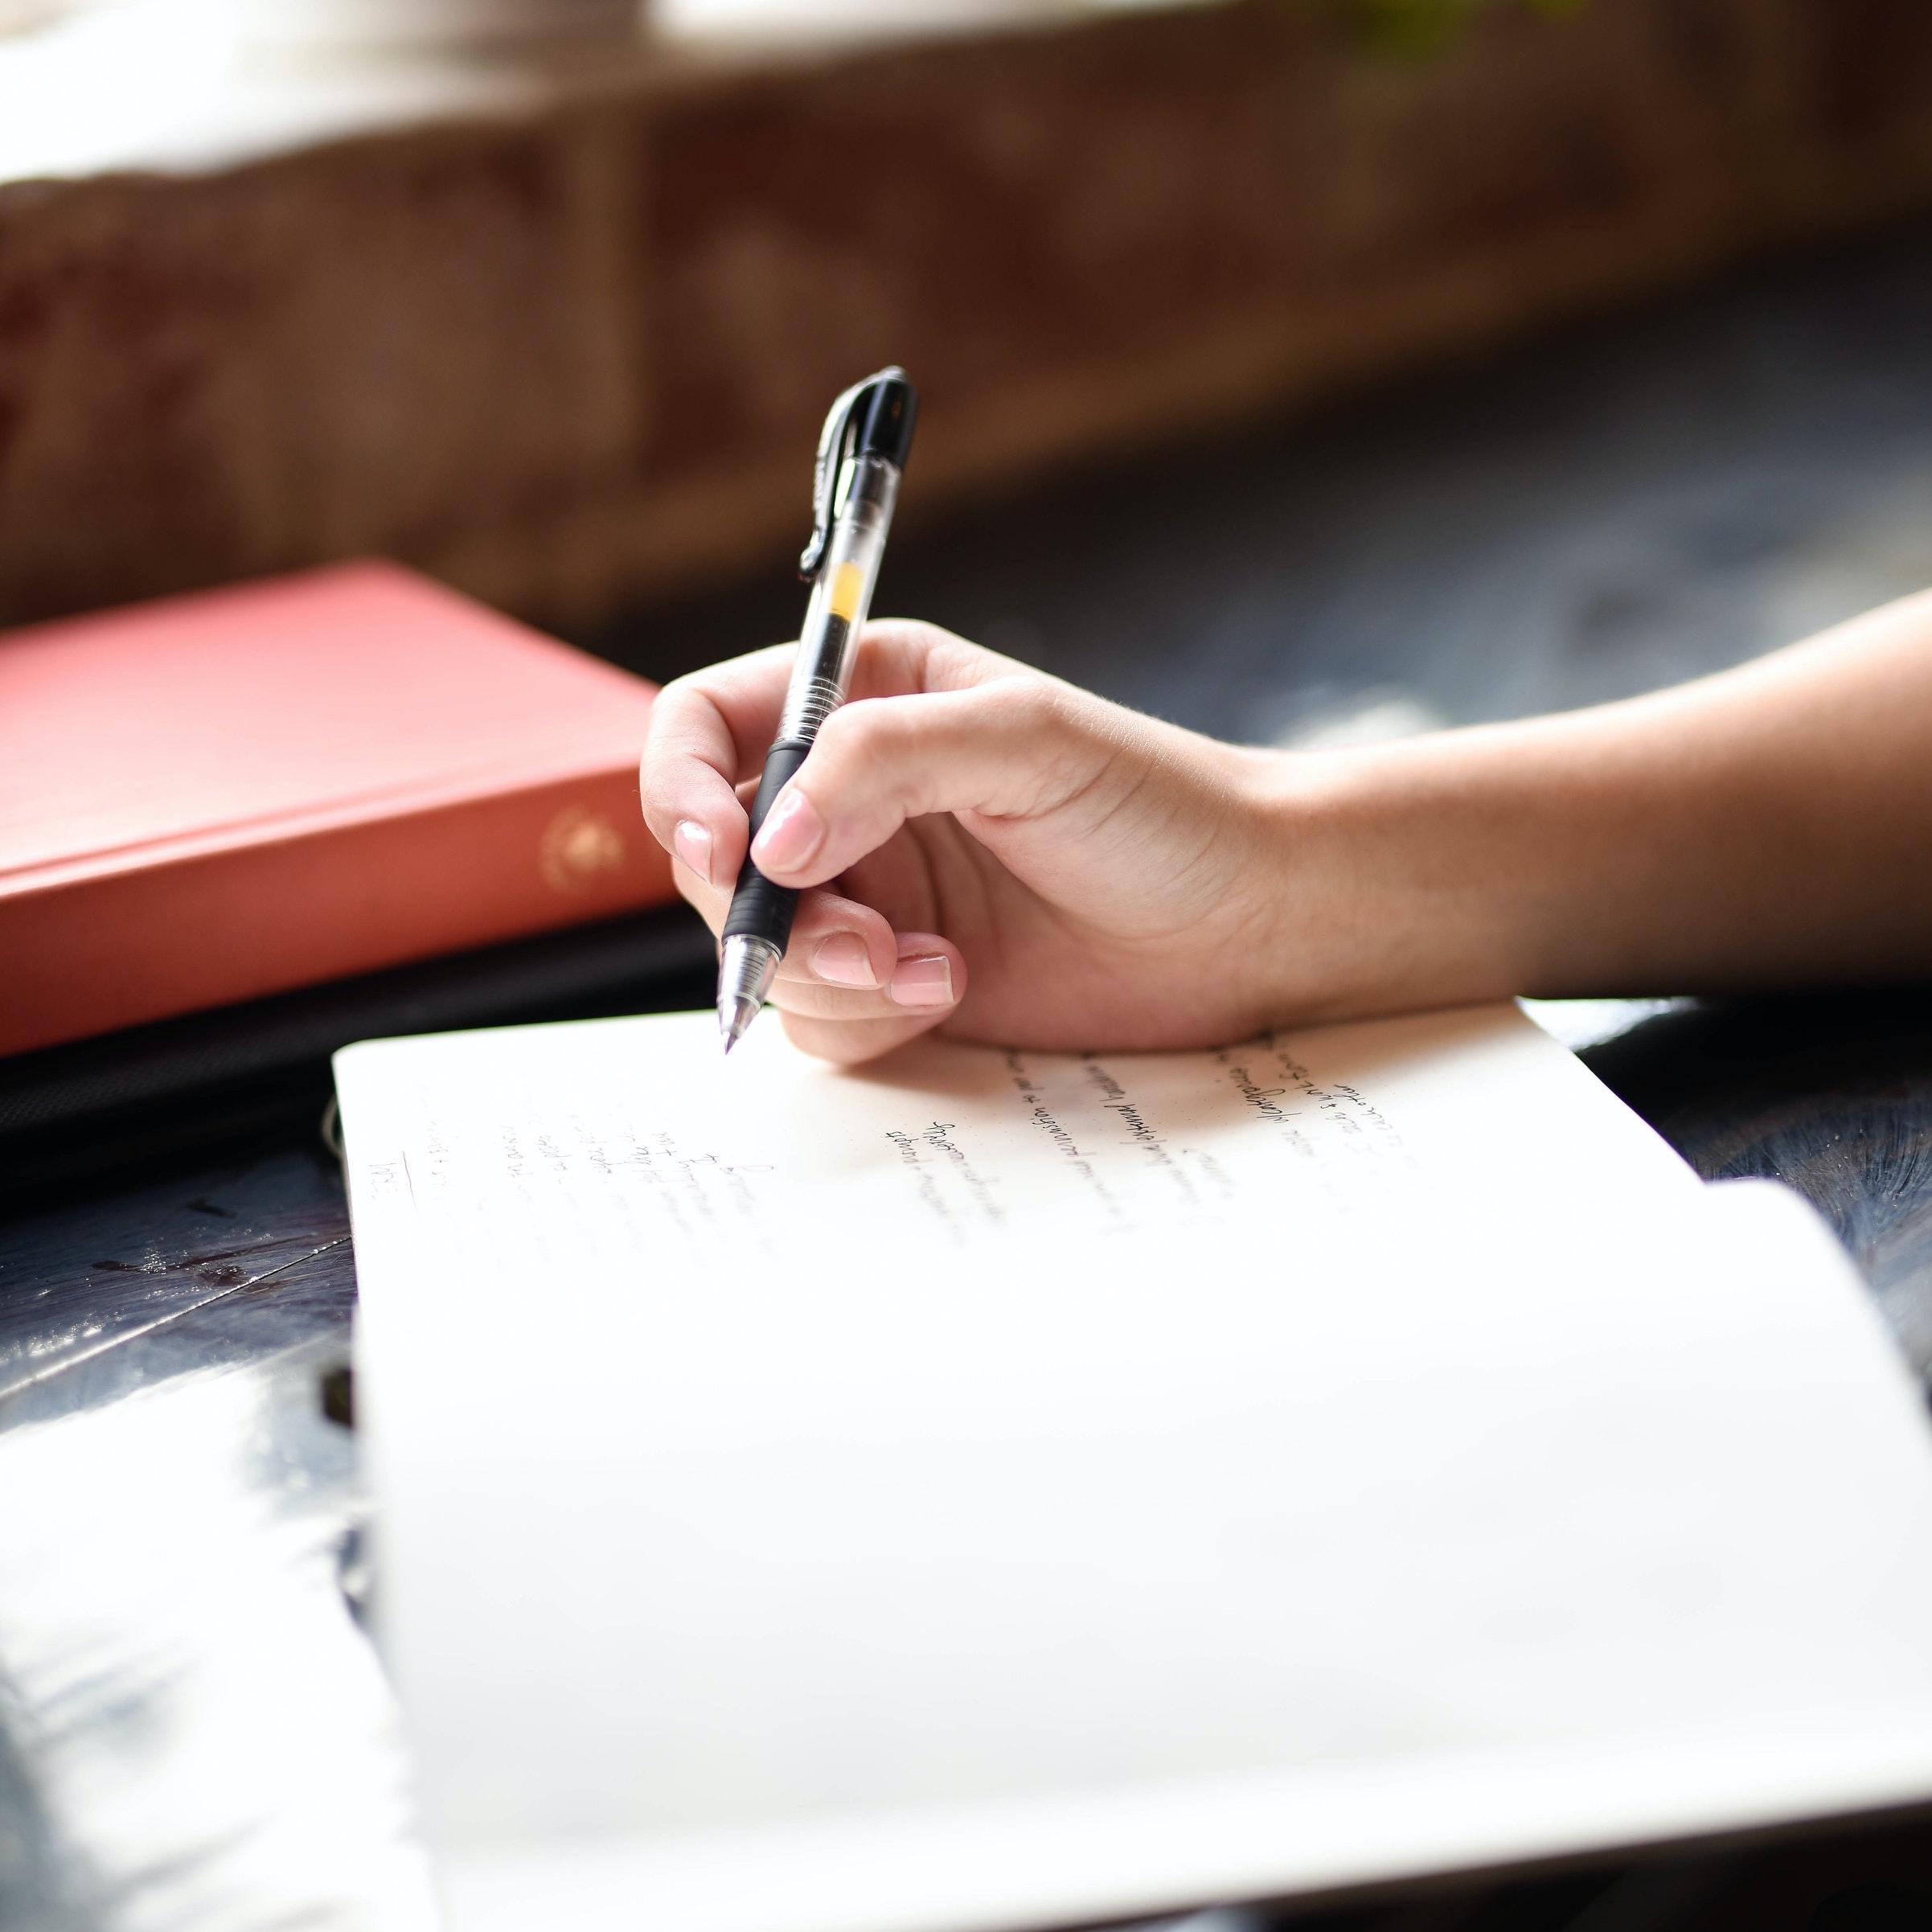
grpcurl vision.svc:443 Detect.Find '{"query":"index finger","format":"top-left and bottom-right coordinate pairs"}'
top-left (639, 642), bottom-right (797, 888)
top-left (640, 621), bottom-right (1015, 890)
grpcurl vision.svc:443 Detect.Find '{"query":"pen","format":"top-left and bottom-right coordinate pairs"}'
top-left (717, 367), bottom-right (919, 1052)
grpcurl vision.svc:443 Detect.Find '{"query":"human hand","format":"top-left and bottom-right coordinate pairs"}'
top-left (647, 593), bottom-right (1932, 1060)
top-left (640, 621), bottom-right (1317, 1064)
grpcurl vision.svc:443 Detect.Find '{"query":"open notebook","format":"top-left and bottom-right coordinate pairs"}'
top-left (334, 1004), bottom-right (1932, 1932)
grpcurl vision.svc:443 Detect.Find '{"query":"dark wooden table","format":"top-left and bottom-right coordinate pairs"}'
top-left (8, 221), bottom-right (1932, 1932)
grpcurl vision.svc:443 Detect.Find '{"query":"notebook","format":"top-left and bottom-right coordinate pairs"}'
top-left (333, 1003), bottom-right (1932, 1932)
top-left (0, 561), bottom-right (673, 1056)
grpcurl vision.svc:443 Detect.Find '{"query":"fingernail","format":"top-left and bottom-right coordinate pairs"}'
top-left (811, 933), bottom-right (877, 988)
top-left (672, 820), bottom-right (712, 885)
top-left (751, 787), bottom-right (825, 875)
top-left (888, 954), bottom-right (954, 1008)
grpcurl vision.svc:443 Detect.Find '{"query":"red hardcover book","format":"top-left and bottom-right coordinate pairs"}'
top-left (0, 561), bottom-right (676, 1057)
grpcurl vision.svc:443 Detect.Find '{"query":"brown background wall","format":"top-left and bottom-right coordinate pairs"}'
top-left (4, 0), bottom-right (1932, 636)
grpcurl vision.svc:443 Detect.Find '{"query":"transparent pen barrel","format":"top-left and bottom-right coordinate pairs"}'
top-left (778, 457), bottom-right (900, 743)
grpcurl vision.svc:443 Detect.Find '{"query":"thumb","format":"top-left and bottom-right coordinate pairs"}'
top-left (748, 678), bottom-right (1121, 888)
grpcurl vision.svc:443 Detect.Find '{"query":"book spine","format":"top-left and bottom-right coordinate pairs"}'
top-left (0, 766), bottom-right (677, 1056)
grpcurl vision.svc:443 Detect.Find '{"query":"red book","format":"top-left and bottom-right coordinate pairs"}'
top-left (0, 562), bottom-right (675, 1057)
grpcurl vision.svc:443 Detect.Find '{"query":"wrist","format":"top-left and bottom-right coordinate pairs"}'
top-left (1241, 733), bottom-right (1554, 1023)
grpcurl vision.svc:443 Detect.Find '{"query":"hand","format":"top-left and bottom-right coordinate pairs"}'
top-left (639, 621), bottom-right (1308, 1064)
top-left (646, 594), bottom-right (1932, 1061)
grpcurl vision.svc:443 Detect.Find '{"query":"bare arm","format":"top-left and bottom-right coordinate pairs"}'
top-left (1302, 589), bottom-right (1932, 1011)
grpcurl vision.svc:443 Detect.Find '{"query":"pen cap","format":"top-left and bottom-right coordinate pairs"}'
top-left (855, 374), bottom-right (917, 470)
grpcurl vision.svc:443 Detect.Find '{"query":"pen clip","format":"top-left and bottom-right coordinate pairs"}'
top-left (799, 368), bottom-right (898, 580)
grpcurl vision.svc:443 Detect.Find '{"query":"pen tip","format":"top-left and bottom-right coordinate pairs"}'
top-left (718, 993), bottom-right (759, 1055)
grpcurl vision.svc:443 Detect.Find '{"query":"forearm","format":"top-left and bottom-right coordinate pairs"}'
top-left (1276, 592), bottom-right (1932, 1013)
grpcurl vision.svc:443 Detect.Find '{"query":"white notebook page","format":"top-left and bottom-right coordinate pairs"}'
top-left (334, 1004), bottom-right (1932, 1932)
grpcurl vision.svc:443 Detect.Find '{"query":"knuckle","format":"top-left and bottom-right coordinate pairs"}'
top-left (931, 629), bottom-right (1018, 687)
top-left (860, 617), bottom-right (941, 652)
top-left (966, 676), bottom-right (1069, 750)
top-left (637, 754), bottom-right (691, 816)
top-left (650, 672), bottom-right (712, 727)
top-left (997, 678), bottom-right (1061, 730)
top-left (814, 697), bottom-right (906, 773)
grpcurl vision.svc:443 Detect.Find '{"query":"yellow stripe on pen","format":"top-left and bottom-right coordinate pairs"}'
top-left (827, 561), bottom-right (865, 622)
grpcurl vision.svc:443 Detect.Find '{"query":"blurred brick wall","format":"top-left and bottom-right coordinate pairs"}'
top-left (4, 0), bottom-right (1932, 633)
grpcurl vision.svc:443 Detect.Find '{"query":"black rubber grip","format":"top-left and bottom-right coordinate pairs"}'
top-left (721, 740), bottom-right (811, 952)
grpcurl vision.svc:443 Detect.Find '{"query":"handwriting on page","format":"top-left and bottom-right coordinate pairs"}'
top-left (377, 1028), bottom-right (1421, 1289)
top-left (872, 1039), bottom-right (1413, 1247)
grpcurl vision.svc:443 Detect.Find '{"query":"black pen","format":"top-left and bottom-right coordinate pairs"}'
top-left (717, 367), bottom-right (918, 1053)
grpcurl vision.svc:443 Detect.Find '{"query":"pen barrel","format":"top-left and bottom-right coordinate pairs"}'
top-left (721, 741), bottom-right (810, 950)
top-left (723, 455), bottom-right (902, 959)
top-left (777, 457), bottom-right (900, 743)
